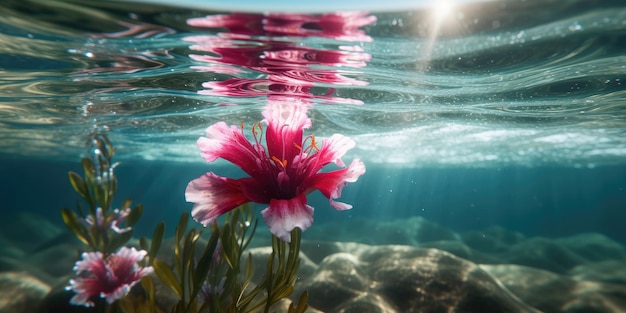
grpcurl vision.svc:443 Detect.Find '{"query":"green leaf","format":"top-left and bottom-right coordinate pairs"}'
top-left (106, 229), bottom-right (133, 254)
top-left (139, 237), bottom-right (149, 251)
top-left (220, 229), bottom-right (236, 270)
top-left (153, 259), bottom-right (183, 299)
top-left (236, 253), bottom-right (255, 309)
top-left (120, 198), bottom-right (132, 211)
top-left (61, 208), bottom-right (91, 246)
top-left (271, 285), bottom-right (293, 303)
top-left (97, 153), bottom-right (107, 174)
top-left (256, 228), bottom-right (303, 312)
top-left (272, 236), bottom-right (286, 281)
top-left (181, 229), bottom-right (197, 286)
top-left (183, 228), bottom-right (198, 257)
top-left (265, 252), bottom-right (275, 286)
top-left (81, 157), bottom-right (95, 181)
top-left (141, 276), bottom-right (156, 312)
top-left (187, 300), bottom-right (198, 313)
top-left (173, 213), bottom-right (188, 284)
top-left (100, 133), bottom-right (115, 159)
top-left (175, 213), bottom-right (188, 246)
top-left (240, 219), bottom-right (258, 252)
top-left (118, 296), bottom-right (136, 313)
top-left (243, 252), bottom-right (254, 283)
top-left (149, 222), bottom-right (164, 265)
top-left (68, 171), bottom-right (89, 201)
top-left (94, 183), bottom-right (107, 211)
top-left (288, 291), bottom-right (308, 313)
top-left (285, 228), bottom-right (301, 279)
top-left (192, 233), bottom-right (219, 296)
top-left (141, 276), bottom-right (154, 297)
top-left (126, 203), bottom-right (143, 226)
top-left (81, 156), bottom-right (94, 172)
top-left (110, 175), bottom-right (117, 202)
top-left (80, 158), bottom-right (97, 211)
top-left (75, 201), bottom-right (86, 219)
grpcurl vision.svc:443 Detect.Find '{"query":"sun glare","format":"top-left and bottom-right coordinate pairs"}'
top-left (433, 0), bottom-right (455, 23)
top-left (419, 0), bottom-right (458, 71)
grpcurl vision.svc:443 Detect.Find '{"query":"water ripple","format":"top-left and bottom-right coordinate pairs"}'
top-left (0, 0), bottom-right (625, 167)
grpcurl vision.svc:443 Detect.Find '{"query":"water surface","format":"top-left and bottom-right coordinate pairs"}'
top-left (1, 0), bottom-right (625, 167)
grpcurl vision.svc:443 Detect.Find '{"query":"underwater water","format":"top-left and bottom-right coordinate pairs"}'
top-left (1, 0), bottom-right (626, 312)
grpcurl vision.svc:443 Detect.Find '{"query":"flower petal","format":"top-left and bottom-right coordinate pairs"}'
top-left (112, 247), bottom-right (147, 281)
top-left (315, 134), bottom-right (356, 168)
top-left (238, 176), bottom-right (273, 204)
top-left (67, 247), bottom-right (152, 307)
top-left (262, 99), bottom-right (311, 162)
top-left (261, 194), bottom-right (313, 242)
top-left (303, 158), bottom-right (365, 209)
top-left (329, 199), bottom-right (352, 211)
top-left (73, 251), bottom-right (103, 273)
top-left (186, 172), bottom-right (250, 226)
top-left (103, 285), bottom-right (131, 304)
top-left (68, 288), bottom-right (95, 307)
top-left (197, 122), bottom-right (266, 177)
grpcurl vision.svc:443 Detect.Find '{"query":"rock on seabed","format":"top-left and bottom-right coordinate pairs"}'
top-left (287, 243), bottom-right (540, 313)
top-left (0, 271), bottom-right (50, 313)
top-left (2, 212), bottom-right (626, 312)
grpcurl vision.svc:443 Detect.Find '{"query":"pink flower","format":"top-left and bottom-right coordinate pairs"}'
top-left (184, 12), bottom-right (374, 105)
top-left (66, 247), bottom-right (153, 307)
top-left (197, 76), bottom-right (364, 105)
top-left (83, 207), bottom-right (132, 234)
top-left (187, 12), bottom-right (376, 41)
top-left (185, 101), bottom-right (365, 241)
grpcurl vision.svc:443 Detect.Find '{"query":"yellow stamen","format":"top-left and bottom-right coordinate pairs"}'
top-left (271, 156), bottom-right (288, 168)
top-left (310, 135), bottom-right (320, 151)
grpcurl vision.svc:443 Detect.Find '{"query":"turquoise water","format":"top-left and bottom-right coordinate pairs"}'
top-left (1, 0), bottom-right (626, 312)
top-left (1, 0), bottom-right (624, 167)
top-left (0, 0), bottom-right (624, 237)
top-left (3, 0), bottom-right (624, 230)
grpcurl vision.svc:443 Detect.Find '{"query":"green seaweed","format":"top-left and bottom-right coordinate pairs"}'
top-left (119, 276), bottom-right (164, 313)
top-left (62, 133), bottom-right (143, 254)
top-left (62, 133), bottom-right (309, 312)
top-left (149, 205), bottom-right (308, 313)
top-left (234, 228), bottom-right (305, 313)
